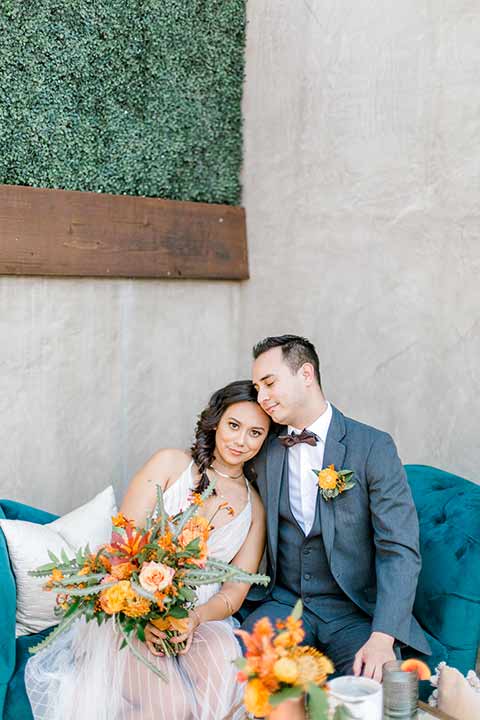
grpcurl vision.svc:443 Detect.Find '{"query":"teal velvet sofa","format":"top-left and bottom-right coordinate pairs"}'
top-left (1, 465), bottom-right (480, 718)
top-left (403, 464), bottom-right (480, 697)
top-left (0, 500), bottom-right (58, 720)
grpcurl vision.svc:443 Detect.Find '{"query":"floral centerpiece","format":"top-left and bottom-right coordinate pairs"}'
top-left (28, 480), bottom-right (269, 680)
top-left (235, 600), bottom-right (352, 719)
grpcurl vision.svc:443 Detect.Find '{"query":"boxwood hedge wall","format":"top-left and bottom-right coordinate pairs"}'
top-left (0, 1), bottom-right (246, 204)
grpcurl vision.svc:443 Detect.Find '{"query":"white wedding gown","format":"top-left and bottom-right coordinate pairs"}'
top-left (25, 462), bottom-right (251, 720)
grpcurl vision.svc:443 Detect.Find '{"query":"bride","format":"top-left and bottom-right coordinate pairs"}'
top-left (25, 380), bottom-right (270, 720)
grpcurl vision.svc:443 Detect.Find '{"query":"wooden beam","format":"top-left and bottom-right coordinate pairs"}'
top-left (0, 184), bottom-right (248, 280)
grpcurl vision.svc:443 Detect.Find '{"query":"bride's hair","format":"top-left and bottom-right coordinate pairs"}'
top-left (190, 380), bottom-right (259, 493)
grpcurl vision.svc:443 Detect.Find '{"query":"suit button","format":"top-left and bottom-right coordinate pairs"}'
top-left (304, 595), bottom-right (311, 603)
top-left (303, 548), bottom-right (311, 555)
top-left (304, 573), bottom-right (311, 581)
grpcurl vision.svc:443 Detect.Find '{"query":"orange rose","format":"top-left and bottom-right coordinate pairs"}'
top-left (317, 465), bottom-right (338, 490)
top-left (244, 679), bottom-right (272, 717)
top-left (51, 568), bottom-right (64, 582)
top-left (139, 561), bottom-right (175, 593)
top-left (99, 580), bottom-right (131, 614)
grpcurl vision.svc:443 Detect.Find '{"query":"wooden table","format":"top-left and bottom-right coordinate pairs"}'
top-left (417, 700), bottom-right (457, 719)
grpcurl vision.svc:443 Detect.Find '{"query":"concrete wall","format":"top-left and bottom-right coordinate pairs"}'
top-left (1, 0), bottom-right (478, 512)
top-left (239, 0), bottom-right (480, 481)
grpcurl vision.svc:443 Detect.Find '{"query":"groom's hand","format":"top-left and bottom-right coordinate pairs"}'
top-left (352, 631), bottom-right (395, 683)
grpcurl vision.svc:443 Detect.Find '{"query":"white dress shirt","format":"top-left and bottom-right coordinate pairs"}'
top-left (287, 402), bottom-right (333, 535)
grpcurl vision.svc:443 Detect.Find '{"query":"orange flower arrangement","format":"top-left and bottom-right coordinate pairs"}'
top-left (29, 478), bottom-right (269, 680)
top-left (235, 601), bottom-right (334, 719)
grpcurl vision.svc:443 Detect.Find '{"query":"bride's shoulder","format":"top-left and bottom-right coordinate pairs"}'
top-left (144, 448), bottom-right (192, 478)
top-left (121, 449), bottom-right (192, 525)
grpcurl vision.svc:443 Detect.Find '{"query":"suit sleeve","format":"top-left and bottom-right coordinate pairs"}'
top-left (366, 432), bottom-right (421, 643)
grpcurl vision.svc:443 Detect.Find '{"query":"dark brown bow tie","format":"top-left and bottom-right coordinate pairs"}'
top-left (278, 429), bottom-right (319, 447)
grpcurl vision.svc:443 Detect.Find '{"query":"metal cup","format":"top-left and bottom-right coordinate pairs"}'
top-left (383, 660), bottom-right (418, 719)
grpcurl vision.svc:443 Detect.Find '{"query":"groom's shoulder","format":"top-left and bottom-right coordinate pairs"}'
top-left (336, 406), bottom-right (394, 446)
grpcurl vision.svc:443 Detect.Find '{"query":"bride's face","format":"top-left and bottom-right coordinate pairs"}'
top-left (214, 401), bottom-right (270, 469)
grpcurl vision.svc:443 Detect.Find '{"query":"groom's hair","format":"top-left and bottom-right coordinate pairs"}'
top-left (253, 334), bottom-right (322, 389)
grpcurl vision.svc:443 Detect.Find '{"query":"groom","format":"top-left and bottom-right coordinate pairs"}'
top-left (242, 334), bottom-right (430, 681)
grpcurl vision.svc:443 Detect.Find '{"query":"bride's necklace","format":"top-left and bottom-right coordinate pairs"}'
top-left (209, 464), bottom-right (244, 480)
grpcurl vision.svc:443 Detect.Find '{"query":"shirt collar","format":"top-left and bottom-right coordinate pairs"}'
top-left (288, 401), bottom-right (332, 444)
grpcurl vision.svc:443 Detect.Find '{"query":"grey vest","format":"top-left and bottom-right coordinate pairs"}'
top-left (273, 471), bottom-right (357, 621)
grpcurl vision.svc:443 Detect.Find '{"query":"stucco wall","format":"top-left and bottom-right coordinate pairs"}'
top-left (239, 0), bottom-right (480, 482)
top-left (1, 0), bottom-right (478, 513)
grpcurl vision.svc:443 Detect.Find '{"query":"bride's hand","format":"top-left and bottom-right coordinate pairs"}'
top-left (170, 611), bottom-right (200, 655)
top-left (145, 622), bottom-right (167, 656)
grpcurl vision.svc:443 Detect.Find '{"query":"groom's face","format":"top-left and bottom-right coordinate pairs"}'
top-left (252, 347), bottom-right (306, 426)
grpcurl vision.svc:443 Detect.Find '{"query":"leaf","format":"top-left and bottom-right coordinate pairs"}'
top-left (48, 550), bottom-right (59, 564)
top-left (85, 602), bottom-right (96, 622)
top-left (96, 611), bottom-right (107, 626)
top-left (291, 599), bottom-right (303, 621)
top-left (130, 581), bottom-right (157, 602)
top-left (168, 605), bottom-right (189, 619)
top-left (333, 704), bottom-right (355, 719)
top-left (183, 537), bottom-right (201, 553)
top-left (29, 606), bottom-right (83, 655)
top-left (116, 618), bottom-right (167, 681)
top-left (60, 548), bottom-right (70, 564)
top-left (306, 683), bottom-right (328, 719)
top-left (269, 685), bottom-right (303, 706)
top-left (57, 572), bottom-right (105, 585)
top-left (59, 582), bottom-right (116, 597)
top-left (233, 656), bottom-right (247, 670)
top-left (177, 585), bottom-right (196, 602)
top-left (63, 599), bottom-right (81, 619)
top-left (136, 624), bottom-right (146, 642)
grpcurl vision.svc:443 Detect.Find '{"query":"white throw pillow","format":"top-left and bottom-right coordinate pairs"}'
top-left (0, 486), bottom-right (117, 637)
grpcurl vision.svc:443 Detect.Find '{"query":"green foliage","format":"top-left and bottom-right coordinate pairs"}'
top-left (307, 683), bottom-right (328, 719)
top-left (0, 1), bottom-right (246, 204)
top-left (269, 686), bottom-right (303, 706)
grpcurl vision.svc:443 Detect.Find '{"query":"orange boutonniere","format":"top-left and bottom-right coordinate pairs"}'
top-left (312, 464), bottom-right (355, 501)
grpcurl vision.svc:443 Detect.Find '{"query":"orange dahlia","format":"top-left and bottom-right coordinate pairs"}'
top-left (99, 580), bottom-right (131, 614)
top-left (123, 590), bottom-right (151, 618)
top-left (110, 561), bottom-right (136, 580)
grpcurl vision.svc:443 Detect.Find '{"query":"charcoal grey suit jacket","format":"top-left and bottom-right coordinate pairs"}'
top-left (246, 405), bottom-right (430, 654)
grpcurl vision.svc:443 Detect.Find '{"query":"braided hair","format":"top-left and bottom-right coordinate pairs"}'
top-left (190, 380), bottom-right (259, 493)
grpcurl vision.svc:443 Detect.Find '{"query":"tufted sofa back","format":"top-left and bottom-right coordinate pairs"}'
top-left (405, 464), bottom-right (480, 674)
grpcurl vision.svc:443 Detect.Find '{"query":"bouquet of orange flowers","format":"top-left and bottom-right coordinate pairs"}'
top-left (28, 480), bottom-right (269, 680)
top-left (235, 601), bottom-right (351, 719)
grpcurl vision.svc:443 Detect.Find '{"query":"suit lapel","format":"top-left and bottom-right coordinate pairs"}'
top-left (266, 429), bottom-right (287, 571)
top-left (318, 406), bottom-right (346, 562)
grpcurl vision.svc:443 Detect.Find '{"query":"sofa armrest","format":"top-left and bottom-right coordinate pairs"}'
top-left (0, 500), bottom-right (59, 719)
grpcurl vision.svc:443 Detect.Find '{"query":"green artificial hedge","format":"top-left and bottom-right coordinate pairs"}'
top-left (0, 1), bottom-right (246, 205)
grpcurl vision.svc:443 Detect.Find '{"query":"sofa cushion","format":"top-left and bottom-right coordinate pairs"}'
top-left (0, 486), bottom-right (116, 636)
top-left (405, 464), bottom-right (480, 675)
